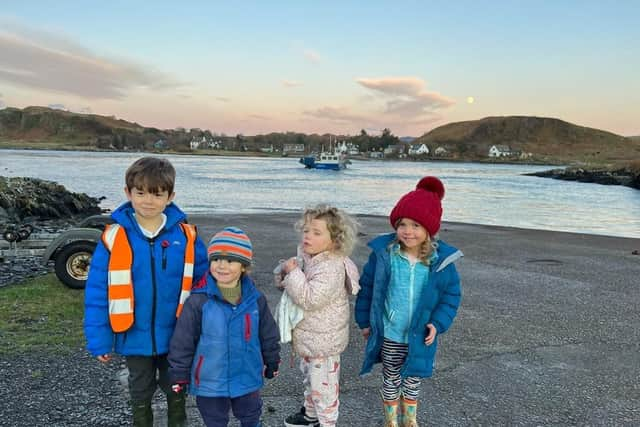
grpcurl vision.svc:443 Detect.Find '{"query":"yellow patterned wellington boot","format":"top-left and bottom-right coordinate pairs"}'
top-left (400, 397), bottom-right (418, 427)
top-left (382, 399), bottom-right (399, 427)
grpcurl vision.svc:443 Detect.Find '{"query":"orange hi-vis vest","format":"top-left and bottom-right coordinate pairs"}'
top-left (101, 222), bottom-right (197, 333)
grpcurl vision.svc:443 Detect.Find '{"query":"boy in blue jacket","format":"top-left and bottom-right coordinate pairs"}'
top-left (84, 156), bottom-right (209, 427)
top-left (355, 176), bottom-right (462, 427)
top-left (168, 227), bottom-right (280, 427)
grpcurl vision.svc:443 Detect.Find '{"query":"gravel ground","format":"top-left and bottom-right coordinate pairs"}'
top-left (2, 214), bottom-right (639, 426)
top-left (0, 351), bottom-right (130, 427)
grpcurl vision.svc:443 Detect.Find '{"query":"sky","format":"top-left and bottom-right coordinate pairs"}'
top-left (1, 1), bottom-right (639, 137)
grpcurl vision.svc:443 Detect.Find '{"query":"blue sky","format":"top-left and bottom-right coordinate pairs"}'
top-left (1, 1), bottom-right (638, 136)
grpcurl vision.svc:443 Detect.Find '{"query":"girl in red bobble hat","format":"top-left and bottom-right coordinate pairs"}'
top-left (355, 176), bottom-right (463, 427)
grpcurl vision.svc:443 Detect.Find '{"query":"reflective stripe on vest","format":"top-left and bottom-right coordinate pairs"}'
top-left (102, 222), bottom-right (197, 333)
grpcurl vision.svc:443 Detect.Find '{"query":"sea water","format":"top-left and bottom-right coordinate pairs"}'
top-left (1, 149), bottom-right (638, 238)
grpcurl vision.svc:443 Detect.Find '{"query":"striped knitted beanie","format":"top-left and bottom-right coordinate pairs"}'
top-left (207, 227), bottom-right (253, 266)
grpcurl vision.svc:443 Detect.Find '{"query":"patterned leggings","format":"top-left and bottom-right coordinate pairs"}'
top-left (381, 338), bottom-right (421, 401)
top-left (300, 355), bottom-right (341, 426)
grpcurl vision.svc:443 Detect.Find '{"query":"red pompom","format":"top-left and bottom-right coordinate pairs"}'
top-left (416, 176), bottom-right (445, 200)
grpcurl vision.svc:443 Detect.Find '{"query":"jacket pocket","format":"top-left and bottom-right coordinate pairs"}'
top-left (244, 313), bottom-right (251, 342)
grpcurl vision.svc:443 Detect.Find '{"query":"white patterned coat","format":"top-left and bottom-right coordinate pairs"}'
top-left (282, 250), bottom-right (360, 358)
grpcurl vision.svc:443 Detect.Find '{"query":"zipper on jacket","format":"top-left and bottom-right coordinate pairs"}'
top-left (161, 241), bottom-right (168, 270)
top-left (408, 261), bottom-right (416, 331)
top-left (149, 238), bottom-right (157, 356)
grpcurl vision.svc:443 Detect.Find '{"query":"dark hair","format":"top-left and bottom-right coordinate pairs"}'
top-left (125, 157), bottom-right (176, 194)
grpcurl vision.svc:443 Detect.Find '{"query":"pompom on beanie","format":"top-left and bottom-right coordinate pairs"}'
top-left (389, 176), bottom-right (445, 237)
top-left (207, 227), bottom-right (253, 266)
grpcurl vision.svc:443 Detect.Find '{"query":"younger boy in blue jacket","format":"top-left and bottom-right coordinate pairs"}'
top-left (169, 227), bottom-right (280, 427)
top-left (84, 157), bottom-right (209, 426)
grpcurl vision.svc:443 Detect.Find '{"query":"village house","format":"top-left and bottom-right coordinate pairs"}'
top-left (207, 140), bottom-right (222, 149)
top-left (408, 143), bottom-right (429, 155)
top-left (434, 146), bottom-right (449, 157)
top-left (337, 141), bottom-right (360, 155)
top-left (283, 143), bottom-right (305, 153)
top-left (153, 139), bottom-right (167, 149)
top-left (190, 136), bottom-right (207, 150)
top-left (259, 144), bottom-right (274, 153)
top-left (384, 144), bottom-right (406, 155)
top-left (488, 144), bottom-right (513, 157)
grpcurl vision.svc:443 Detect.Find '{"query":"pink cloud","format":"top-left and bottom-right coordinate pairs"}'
top-left (357, 77), bottom-right (455, 111)
top-left (0, 23), bottom-right (180, 100)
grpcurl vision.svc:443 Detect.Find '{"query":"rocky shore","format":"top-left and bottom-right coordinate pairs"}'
top-left (525, 164), bottom-right (640, 189)
top-left (0, 176), bottom-right (102, 223)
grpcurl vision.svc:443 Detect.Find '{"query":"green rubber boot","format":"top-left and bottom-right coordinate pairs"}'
top-left (166, 391), bottom-right (187, 427)
top-left (131, 400), bottom-right (153, 427)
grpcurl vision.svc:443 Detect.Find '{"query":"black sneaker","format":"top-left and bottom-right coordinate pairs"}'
top-left (284, 406), bottom-right (320, 427)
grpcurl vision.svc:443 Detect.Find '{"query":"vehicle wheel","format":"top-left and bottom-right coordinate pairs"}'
top-left (3, 230), bottom-right (18, 242)
top-left (18, 227), bottom-right (32, 241)
top-left (54, 241), bottom-right (96, 289)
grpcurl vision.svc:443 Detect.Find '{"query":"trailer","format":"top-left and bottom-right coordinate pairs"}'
top-left (1, 215), bottom-right (113, 289)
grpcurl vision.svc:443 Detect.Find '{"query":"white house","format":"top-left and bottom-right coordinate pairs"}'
top-left (259, 144), bottom-right (274, 153)
top-left (434, 146), bottom-right (449, 156)
top-left (408, 143), bottom-right (429, 155)
top-left (283, 144), bottom-right (305, 153)
top-left (190, 136), bottom-right (209, 150)
top-left (488, 144), bottom-right (513, 157)
top-left (207, 140), bottom-right (222, 149)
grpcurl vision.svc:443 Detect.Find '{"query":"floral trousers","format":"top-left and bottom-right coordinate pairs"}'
top-left (300, 354), bottom-right (341, 426)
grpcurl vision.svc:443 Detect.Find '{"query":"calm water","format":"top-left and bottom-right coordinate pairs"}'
top-left (1, 149), bottom-right (639, 238)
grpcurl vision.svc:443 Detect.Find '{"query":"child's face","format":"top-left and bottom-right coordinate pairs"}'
top-left (302, 218), bottom-right (334, 256)
top-left (396, 218), bottom-right (429, 254)
top-left (210, 258), bottom-right (244, 288)
top-left (125, 186), bottom-right (175, 220)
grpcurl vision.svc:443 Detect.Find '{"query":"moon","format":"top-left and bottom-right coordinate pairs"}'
top-left (466, 96), bottom-right (475, 104)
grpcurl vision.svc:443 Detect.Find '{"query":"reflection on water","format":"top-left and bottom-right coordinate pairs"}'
top-left (1, 149), bottom-right (639, 238)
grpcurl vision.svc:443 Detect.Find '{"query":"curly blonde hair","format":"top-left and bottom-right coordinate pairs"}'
top-left (295, 204), bottom-right (359, 256)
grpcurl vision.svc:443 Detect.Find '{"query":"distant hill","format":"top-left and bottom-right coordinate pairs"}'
top-left (414, 116), bottom-right (639, 164)
top-left (2, 107), bottom-right (638, 165)
top-left (0, 106), bottom-right (172, 150)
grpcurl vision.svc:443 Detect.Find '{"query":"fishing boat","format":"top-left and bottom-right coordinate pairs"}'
top-left (299, 139), bottom-right (350, 170)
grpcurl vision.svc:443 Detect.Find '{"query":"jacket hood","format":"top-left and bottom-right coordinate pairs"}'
top-left (111, 201), bottom-right (186, 234)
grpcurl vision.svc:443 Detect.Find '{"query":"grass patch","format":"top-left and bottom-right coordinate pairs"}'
top-left (0, 274), bottom-right (85, 355)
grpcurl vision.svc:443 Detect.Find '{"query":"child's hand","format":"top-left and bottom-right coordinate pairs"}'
top-left (282, 257), bottom-right (298, 274)
top-left (171, 381), bottom-right (188, 393)
top-left (424, 324), bottom-right (437, 346)
top-left (361, 327), bottom-right (370, 340)
top-left (264, 362), bottom-right (280, 379)
top-left (96, 354), bottom-right (111, 363)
